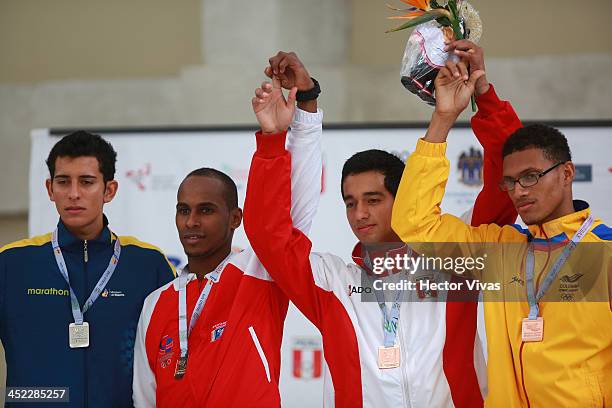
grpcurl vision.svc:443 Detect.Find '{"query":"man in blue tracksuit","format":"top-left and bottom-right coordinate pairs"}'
top-left (0, 131), bottom-right (175, 407)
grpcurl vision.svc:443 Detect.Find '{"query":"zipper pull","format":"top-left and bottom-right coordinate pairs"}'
top-left (84, 240), bottom-right (89, 263)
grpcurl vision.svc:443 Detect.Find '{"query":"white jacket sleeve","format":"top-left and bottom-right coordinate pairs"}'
top-left (286, 107), bottom-right (323, 235)
top-left (238, 107), bottom-right (323, 279)
top-left (132, 289), bottom-right (164, 407)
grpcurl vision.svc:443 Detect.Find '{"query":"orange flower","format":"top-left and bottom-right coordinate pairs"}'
top-left (388, 10), bottom-right (426, 20)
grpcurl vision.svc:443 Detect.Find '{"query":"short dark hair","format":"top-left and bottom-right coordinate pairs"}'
top-left (502, 124), bottom-right (572, 163)
top-left (46, 131), bottom-right (117, 183)
top-left (341, 149), bottom-right (405, 198)
top-left (182, 168), bottom-right (238, 209)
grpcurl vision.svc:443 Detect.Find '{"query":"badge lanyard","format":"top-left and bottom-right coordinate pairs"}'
top-left (525, 216), bottom-right (593, 320)
top-left (52, 228), bottom-right (121, 348)
top-left (174, 253), bottom-right (233, 379)
top-left (364, 253), bottom-right (404, 347)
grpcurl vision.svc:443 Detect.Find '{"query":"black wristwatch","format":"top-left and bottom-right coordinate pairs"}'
top-left (296, 77), bottom-right (321, 102)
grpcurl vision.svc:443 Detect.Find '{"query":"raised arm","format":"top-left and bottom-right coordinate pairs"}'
top-left (237, 53), bottom-right (322, 280)
top-left (244, 64), bottom-right (332, 328)
top-left (391, 60), bottom-right (503, 244)
top-left (259, 51), bottom-right (323, 235)
top-left (446, 40), bottom-right (521, 227)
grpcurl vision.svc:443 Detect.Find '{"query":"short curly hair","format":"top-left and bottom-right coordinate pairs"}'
top-left (502, 124), bottom-right (572, 163)
top-left (46, 131), bottom-right (117, 183)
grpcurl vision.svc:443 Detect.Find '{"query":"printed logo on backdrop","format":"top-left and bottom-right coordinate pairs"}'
top-left (573, 165), bottom-right (592, 182)
top-left (125, 163), bottom-right (178, 192)
top-left (292, 336), bottom-right (322, 379)
top-left (442, 146), bottom-right (482, 209)
top-left (457, 147), bottom-right (483, 186)
top-left (125, 163), bottom-right (151, 191)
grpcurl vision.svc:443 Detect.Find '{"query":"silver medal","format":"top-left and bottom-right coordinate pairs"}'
top-left (69, 322), bottom-right (90, 348)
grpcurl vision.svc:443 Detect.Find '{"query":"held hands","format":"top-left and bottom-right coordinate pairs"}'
top-left (434, 59), bottom-right (485, 120)
top-left (423, 60), bottom-right (484, 143)
top-left (265, 51), bottom-right (314, 92)
top-left (252, 76), bottom-right (297, 135)
top-left (444, 40), bottom-right (490, 97)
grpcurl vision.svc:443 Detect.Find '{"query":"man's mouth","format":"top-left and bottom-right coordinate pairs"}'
top-left (516, 200), bottom-right (536, 211)
top-left (65, 206), bottom-right (86, 215)
top-left (183, 233), bottom-right (205, 244)
top-left (357, 224), bottom-right (376, 233)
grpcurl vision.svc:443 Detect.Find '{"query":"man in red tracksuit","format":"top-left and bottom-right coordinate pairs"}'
top-left (132, 52), bottom-right (323, 407)
top-left (244, 41), bottom-right (523, 407)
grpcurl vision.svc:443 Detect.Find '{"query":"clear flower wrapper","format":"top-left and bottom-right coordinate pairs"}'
top-left (396, 1), bottom-right (482, 106)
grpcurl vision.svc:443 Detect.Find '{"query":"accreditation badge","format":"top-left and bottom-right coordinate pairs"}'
top-left (521, 317), bottom-right (544, 342)
top-left (377, 345), bottom-right (400, 369)
top-left (68, 322), bottom-right (90, 348)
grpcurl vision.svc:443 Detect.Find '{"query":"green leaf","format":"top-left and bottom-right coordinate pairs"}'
top-left (451, 18), bottom-right (463, 39)
top-left (448, 0), bottom-right (459, 17)
top-left (436, 16), bottom-right (452, 26)
top-left (386, 10), bottom-right (446, 33)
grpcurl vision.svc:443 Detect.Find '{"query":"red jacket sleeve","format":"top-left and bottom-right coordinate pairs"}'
top-left (243, 131), bottom-right (327, 328)
top-left (470, 84), bottom-right (521, 227)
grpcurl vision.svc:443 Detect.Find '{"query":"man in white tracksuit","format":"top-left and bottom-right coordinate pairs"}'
top-left (244, 42), bottom-right (521, 407)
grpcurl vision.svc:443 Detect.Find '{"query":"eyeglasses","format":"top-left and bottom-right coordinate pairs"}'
top-left (499, 162), bottom-right (564, 192)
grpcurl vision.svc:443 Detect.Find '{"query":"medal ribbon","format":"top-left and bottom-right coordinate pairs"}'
top-left (525, 216), bottom-right (593, 320)
top-left (52, 228), bottom-right (121, 325)
top-left (177, 253), bottom-right (233, 360)
top-left (365, 252), bottom-right (404, 348)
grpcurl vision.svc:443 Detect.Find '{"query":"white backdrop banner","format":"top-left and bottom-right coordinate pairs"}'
top-left (29, 124), bottom-right (612, 407)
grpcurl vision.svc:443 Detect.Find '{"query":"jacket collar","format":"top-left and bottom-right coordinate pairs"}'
top-left (527, 200), bottom-right (590, 240)
top-left (351, 241), bottom-right (412, 277)
top-left (56, 214), bottom-right (113, 249)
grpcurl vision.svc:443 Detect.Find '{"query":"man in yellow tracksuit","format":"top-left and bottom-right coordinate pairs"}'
top-left (391, 60), bottom-right (611, 407)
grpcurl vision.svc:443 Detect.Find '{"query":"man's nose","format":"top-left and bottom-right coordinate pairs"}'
top-left (186, 212), bottom-right (200, 228)
top-left (355, 202), bottom-right (369, 220)
top-left (68, 180), bottom-right (80, 200)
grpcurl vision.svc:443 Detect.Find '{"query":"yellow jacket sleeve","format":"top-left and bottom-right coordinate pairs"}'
top-left (391, 138), bottom-right (508, 244)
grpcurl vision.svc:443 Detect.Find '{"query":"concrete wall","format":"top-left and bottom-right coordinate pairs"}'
top-left (351, 0), bottom-right (612, 65)
top-left (0, 0), bottom-right (202, 83)
top-left (1, 0), bottom-right (611, 218)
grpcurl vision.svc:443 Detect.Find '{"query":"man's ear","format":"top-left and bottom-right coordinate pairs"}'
top-left (103, 180), bottom-right (119, 204)
top-left (45, 178), bottom-right (55, 202)
top-left (230, 208), bottom-right (243, 230)
top-left (563, 162), bottom-right (575, 186)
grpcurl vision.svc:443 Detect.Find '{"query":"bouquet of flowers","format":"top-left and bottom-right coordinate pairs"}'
top-left (387, 0), bottom-right (482, 108)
